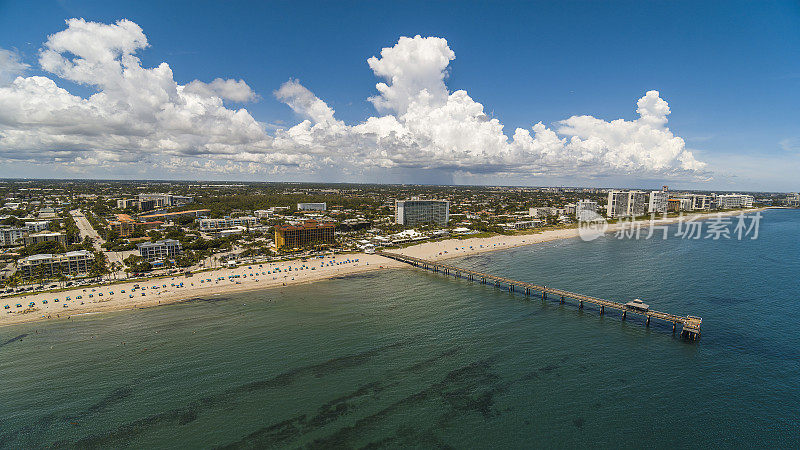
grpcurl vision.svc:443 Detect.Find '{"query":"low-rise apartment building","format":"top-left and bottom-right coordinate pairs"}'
top-left (25, 220), bottom-right (51, 232)
top-left (137, 239), bottom-right (182, 261)
top-left (500, 220), bottom-right (541, 231)
top-left (297, 202), bottom-right (327, 211)
top-left (0, 227), bottom-right (27, 246)
top-left (138, 209), bottom-right (210, 222)
top-left (199, 216), bottom-right (258, 231)
top-left (529, 207), bottom-right (558, 218)
top-left (17, 250), bottom-right (94, 279)
top-left (716, 194), bottom-right (754, 209)
top-left (23, 231), bottom-right (67, 247)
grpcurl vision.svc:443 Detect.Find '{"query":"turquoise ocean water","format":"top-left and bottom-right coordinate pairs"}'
top-left (1, 209), bottom-right (798, 448)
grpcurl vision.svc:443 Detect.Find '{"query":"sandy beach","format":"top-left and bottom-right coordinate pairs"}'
top-left (1, 208), bottom-right (765, 327)
top-left (396, 208), bottom-right (768, 260)
top-left (1, 254), bottom-right (404, 326)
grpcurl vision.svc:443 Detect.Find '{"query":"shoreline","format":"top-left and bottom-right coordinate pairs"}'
top-left (0, 207), bottom-right (768, 327)
top-left (393, 207), bottom-right (769, 261)
top-left (1, 254), bottom-right (404, 327)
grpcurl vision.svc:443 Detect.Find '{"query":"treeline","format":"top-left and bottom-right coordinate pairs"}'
top-left (185, 193), bottom-right (378, 218)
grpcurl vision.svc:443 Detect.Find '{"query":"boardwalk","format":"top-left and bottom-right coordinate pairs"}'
top-left (379, 251), bottom-right (702, 340)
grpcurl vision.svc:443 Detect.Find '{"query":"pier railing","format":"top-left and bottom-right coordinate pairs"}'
top-left (378, 251), bottom-right (702, 340)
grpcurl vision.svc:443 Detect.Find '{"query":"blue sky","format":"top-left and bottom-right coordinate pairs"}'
top-left (0, 0), bottom-right (798, 191)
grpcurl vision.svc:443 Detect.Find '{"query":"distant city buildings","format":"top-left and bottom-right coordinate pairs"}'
top-left (395, 199), bottom-right (449, 226)
top-left (274, 220), bottom-right (335, 249)
top-left (117, 194), bottom-right (194, 212)
top-left (787, 193), bottom-right (800, 207)
top-left (607, 190), bottom-right (647, 218)
top-left (575, 199), bottom-right (599, 221)
top-left (18, 250), bottom-right (94, 279)
top-left (137, 239), bottom-right (182, 261)
top-left (138, 209), bottom-right (210, 222)
top-left (297, 202), bottom-right (327, 211)
top-left (137, 193), bottom-right (194, 211)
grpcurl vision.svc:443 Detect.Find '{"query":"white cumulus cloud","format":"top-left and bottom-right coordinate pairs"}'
top-left (0, 20), bottom-right (708, 181)
top-left (273, 35), bottom-right (706, 178)
top-left (0, 47), bottom-right (30, 85)
top-left (184, 78), bottom-right (258, 102)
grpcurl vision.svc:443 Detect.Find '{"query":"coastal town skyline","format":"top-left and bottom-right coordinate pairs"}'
top-left (2, 2), bottom-right (799, 447)
top-left (1, 1), bottom-right (799, 191)
top-left (3, 178), bottom-right (789, 316)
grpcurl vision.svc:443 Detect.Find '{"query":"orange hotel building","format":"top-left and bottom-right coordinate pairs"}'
top-left (274, 220), bottom-right (335, 250)
top-left (108, 214), bottom-right (163, 238)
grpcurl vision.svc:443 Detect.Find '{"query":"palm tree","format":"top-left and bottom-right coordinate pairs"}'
top-left (110, 262), bottom-right (122, 280)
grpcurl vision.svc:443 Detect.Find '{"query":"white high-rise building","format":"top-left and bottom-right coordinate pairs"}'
top-left (395, 199), bottom-right (449, 227)
top-left (607, 190), bottom-right (647, 218)
top-left (575, 199), bottom-right (598, 221)
top-left (648, 190), bottom-right (669, 214)
top-left (680, 194), bottom-right (712, 210)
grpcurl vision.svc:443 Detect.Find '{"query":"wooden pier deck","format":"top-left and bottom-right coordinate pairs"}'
top-left (378, 251), bottom-right (702, 340)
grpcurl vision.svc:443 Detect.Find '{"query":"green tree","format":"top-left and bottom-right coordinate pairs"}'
top-left (20, 240), bottom-right (66, 257)
top-left (90, 252), bottom-right (109, 280)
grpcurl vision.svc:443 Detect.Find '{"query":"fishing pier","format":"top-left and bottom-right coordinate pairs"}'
top-left (378, 251), bottom-right (702, 340)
